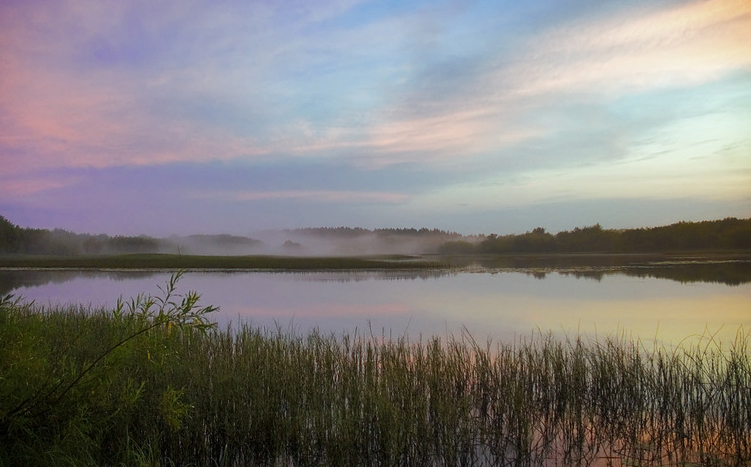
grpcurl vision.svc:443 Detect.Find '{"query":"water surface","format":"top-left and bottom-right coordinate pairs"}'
top-left (2, 263), bottom-right (749, 345)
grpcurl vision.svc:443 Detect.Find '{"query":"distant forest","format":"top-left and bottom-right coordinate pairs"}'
top-left (1, 215), bottom-right (749, 256)
top-left (439, 218), bottom-right (751, 254)
top-left (287, 226), bottom-right (464, 241)
top-left (289, 226), bottom-right (461, 237)
top-left (0, 216), bottom-right (262, 256)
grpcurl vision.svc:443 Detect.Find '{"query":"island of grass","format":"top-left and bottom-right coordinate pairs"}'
top-left (1, 250), bottom-right (750, 272)
top-left (0, 253), bottom-right (450, 271)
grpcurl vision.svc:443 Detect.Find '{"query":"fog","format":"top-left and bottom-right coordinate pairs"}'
top-left (169, 234), bottom-right (265, 256)
top-left (4, 224), bottom-right (474, 257)
top-left (249, 228), bottom-right (467, 256)
top-left (170, 230), bottom-right (466, 256)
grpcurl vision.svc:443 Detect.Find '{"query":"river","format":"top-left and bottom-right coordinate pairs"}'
top-left (1, 260), bottom-right (750, 345)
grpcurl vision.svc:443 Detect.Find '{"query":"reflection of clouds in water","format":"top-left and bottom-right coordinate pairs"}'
top-left (501, 294), bottom-right (750, 347)
top-left (233, 302), bottom-right (410, 319)
top-left (2, 268), bottom-right (749, 345)
top-left (222, 303), bottom-right (419, 339)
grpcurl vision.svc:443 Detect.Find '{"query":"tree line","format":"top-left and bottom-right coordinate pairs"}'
top-left (439, 218), bottom-right (751, 254)
top-left (0, 216), bottom-right (165, 255)
top-left (2, 214), bottom-right (749, 256)
top-left (289, 226), bottom-right (464, 239)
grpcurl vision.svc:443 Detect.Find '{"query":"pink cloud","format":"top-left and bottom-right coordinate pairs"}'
top-left (0, 1), bottom-right (272, 176)
top-left (0, 58), bottom-right (270, 175)
top-left (279, 108), bottom-right (541, 169)
top-left (194, 189), bottom-right (410, 204)
top-left (2, 0), bottom-right (748, 179)
top-left (0, 175), bottom-right (80, 198)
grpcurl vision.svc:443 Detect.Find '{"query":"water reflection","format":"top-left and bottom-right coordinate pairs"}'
top-left (289, 270), bottom-right (458, 283)
top-left (510, 263), bottom-right (751, 285)
top-left (2, 259), bottom-right (750, 295)
top-left (1, 262), bottom-right (749, 345)
top-left (0, 269), bottom-right (156, 296)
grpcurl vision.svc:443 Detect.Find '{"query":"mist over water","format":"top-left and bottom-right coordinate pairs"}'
top-left (16, 227), bottom-right (465, 257)
top-left (249, 230), bottom-right (459, 256)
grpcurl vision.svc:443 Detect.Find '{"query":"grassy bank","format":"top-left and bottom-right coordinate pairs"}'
top-left (1, 277), bottom-right (749, 466)
top-left (1, 251), bottom-right (749, 271)
top-left (0, 253), bottom-right (446, 270)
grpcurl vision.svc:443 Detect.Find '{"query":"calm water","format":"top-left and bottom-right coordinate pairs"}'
top-left (2, 263), bottom-right (750, 345)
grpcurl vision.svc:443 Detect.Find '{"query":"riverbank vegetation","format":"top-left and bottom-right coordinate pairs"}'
top-left (0, 253), bottom-right (444, 270)
top-left (0, 215), bottom-right (264, 256)
top-left (2, 275), bottom-right (748, 466)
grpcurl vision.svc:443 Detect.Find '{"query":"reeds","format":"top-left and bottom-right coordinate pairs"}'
top-left (1, 285), bottom-right (748, 466)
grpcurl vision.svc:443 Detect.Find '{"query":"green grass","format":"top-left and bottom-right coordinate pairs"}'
top-left (1, 275), bottom-right (749, 466)
top-left (1, 251), bottom-right (748, 272)
top-left (0, 253), bottom-right (446, 271)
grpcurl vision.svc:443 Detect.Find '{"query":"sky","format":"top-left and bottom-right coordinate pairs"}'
top-left (1, 0), bottom-right (750, 237)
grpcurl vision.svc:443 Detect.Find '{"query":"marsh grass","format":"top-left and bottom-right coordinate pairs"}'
top-left (0, 253), bottom-right (445, 271)
top-left (0, 277), bottom-right (748, 466)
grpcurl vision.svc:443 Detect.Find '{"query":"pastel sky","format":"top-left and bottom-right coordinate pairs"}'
top-left (1, 0), bottom-right (750, 236)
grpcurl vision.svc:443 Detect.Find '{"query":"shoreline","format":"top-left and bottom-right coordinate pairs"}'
top-left (1, 251), bottom-right (750, 271)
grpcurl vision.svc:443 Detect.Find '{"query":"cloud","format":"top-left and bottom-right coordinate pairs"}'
top-left (503, 0), bottom-right (751, 97)
top-left (1, 0), bottom-right (749, 182)
top-left (0, 174), bottom-right (80, 198)
top-left (193, 189), bottom-right (410, 204)
top-left (277, 0), bottom-right (751, 169)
